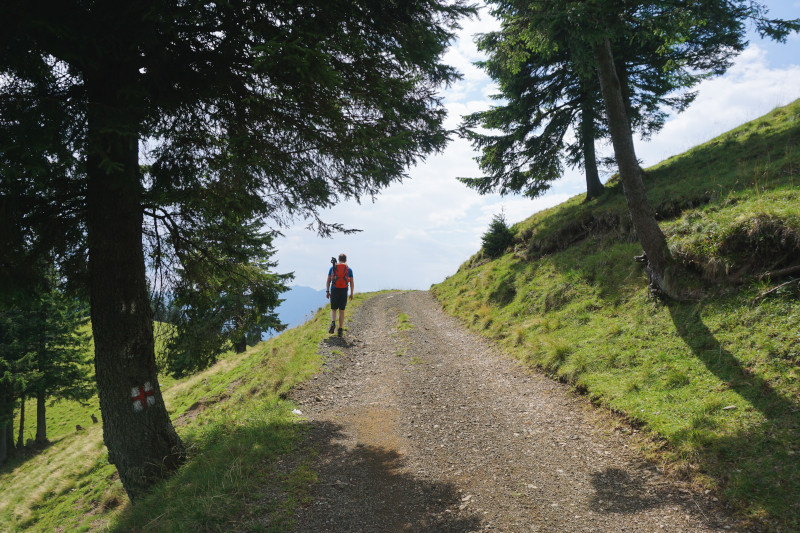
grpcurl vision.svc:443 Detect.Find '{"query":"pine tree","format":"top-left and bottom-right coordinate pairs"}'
top-left (1, 309), bottom-right (16, 465)
top-left (476, 0), bottom-right (798, 297)
top-left (0, 302), bottom-right (37, 456)
top-left (1, 0), bottom-right (474, 498)
top-left (482, 213), bottom-right (516, 259)
top-left (460, 0), bottom-right (748, 205)
top-left (160, 228), bottom-right (291, 376)
top-left (30, 270), bottom-right (93, 445)
top-left (460, 18), bottom-right (608, 201)
top-left (0, 267), bottom-right (93, 450)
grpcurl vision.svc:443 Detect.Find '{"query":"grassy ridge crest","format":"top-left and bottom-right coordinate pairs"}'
top-left (432, 99), bottom-right (800, 529)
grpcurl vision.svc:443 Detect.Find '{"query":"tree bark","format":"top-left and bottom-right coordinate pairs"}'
top-left (615, 60), bottom-right (634, 134)
top-left (0, 419), bottom-right (7, 465)
top-left (35, 393), bottom-right (47, 445)
top-left (593, 38), bottom-right (674, 295)
top-left (614, 59), bottom-right (644, 176)
top-left (0, 398), bottom-right (12, 464)
top-left (36, 308), bottom-right (47, 445)
top-left (86, 59), bottom-right (184, 501)
top-left (233, 336), bottom-right (247, 354)
top-left (3, 403), bottom-right (12, 455)
top-left (579, 91), bottom-right (604, 202)
top-left (16, 396), bottom-right (25, 449)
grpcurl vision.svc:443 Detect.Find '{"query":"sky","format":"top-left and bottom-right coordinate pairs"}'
top-left (273, 0), bottom-right (800, 293)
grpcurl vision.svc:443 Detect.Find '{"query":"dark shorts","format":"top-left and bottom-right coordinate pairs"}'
top-left (330, 287), bottom-right (348, 310)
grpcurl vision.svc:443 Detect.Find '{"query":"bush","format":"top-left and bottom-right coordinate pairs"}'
top-left (481, 213), bottom-right (515, 258)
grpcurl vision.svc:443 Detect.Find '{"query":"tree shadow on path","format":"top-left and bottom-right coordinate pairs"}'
top-left (589, 468), bottom-right (662, 514)
top-left (293, 420), bottom-right (483, 533)
top-left (588, 466), bottom-right (729, 528)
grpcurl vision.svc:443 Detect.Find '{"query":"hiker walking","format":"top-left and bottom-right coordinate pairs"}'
top-left (326, 253), bottom-right (354, 337)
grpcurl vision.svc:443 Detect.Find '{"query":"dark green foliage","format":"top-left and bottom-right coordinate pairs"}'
top-left (26, 270), bottom-right (94, 408)
top-left (0, 0), bottom-right (475, 374)
top-left (1, 0), bottom-right (476, 326)
top-left (488, 0), bottom-right (798, 296)
top-left (482, 213), bottom-right (516, 259)
top-left (458, 0), bottom-right (745, 202)
top-left (161, 229), bottom-right (292, 377)
top-left (460, 0), bottom-right (800, 205)
top-left (1, 0), bottom-right (475, 494)
top-left (0, 264), bottom-right (93, 454)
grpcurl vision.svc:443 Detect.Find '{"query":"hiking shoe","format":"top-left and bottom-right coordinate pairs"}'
top-left (328, 321), bottom-right (335, 334)
top-left (337, 328), bottom-right (343, 338)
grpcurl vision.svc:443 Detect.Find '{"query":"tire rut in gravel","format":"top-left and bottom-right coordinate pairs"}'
top-left (290, 291), bottom-right (746, 533)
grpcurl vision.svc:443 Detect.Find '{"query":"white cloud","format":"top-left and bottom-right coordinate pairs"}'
top-left (637, 46), bottom-right (800, 165)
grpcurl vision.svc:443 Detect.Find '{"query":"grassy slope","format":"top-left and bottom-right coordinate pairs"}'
top-left (0, 294), bottom-right (372, 532)
top-left (432, 99), bottom-right (800, 529)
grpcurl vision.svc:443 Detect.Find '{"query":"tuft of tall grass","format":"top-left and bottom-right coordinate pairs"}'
top-left (397, 312), bottom-right (414, 331)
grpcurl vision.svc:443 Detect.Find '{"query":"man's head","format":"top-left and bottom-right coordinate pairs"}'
top-left (338, 253), bottom-right (347, 263)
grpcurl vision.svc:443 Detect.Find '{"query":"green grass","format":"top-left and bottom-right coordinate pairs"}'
top-left (432, 99), bottom-right (800, 529)
top-left (502, 99), bottom-right (800, 266)
top-left (397, 312), bottom-right (414, 331)
top-left (0, 294), bottom-right (374, 532)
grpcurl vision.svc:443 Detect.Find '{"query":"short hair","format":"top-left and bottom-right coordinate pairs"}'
top-left (338, 253), bottom-right (347, 263)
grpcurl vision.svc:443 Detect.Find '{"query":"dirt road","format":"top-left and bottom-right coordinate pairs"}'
top-left (290, 291), bottom-right (743, 532)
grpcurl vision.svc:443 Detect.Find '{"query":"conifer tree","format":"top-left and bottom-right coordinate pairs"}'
top-left (473, 0), bottom-right (798, 297)
top-left (460, 21), bottom-right (609, 201)
top-left (159, 227), bottom-right (291, 376)
top-left (1, 0), bottom-right (474, 498)
top-left (0, 267), bottom-right (93, 450)
top-left (461, 0), bottom-right (743, 204)
top-left (481, 213), bottom-right (516, 259)
top-left (30, 270), bottom-right (93, 445)
top-left (0, 302), bottom-right (36, 457)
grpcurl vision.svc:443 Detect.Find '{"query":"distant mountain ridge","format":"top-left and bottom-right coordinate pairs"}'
top-left (272, 285), bottom-right (328, 335)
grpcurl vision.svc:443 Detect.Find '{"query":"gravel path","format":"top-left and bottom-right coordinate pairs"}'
top-left (290, 291), bottom-right (745, 532)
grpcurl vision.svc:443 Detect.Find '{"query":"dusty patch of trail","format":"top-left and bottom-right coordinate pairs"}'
top-left (290, 291), bottom-right (745, 532)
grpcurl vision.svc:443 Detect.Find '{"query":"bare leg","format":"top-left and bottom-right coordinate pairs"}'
top-left (329, 309), bottom-right (337, 334)
top-left (338, 309), bottom-right (345, 329)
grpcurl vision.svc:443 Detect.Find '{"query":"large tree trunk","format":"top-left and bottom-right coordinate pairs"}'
top-left (35, 393), bottom-right (47, 445)
top-left (615, 60), bottom-right (634, 132)
top-left (16, 396), bottom-right (25, 449)
top-left (593, 38), bottom-right (674, 296)
top-left (613, 58), bottom-right (646, 177)
top-left (86, 59), bottom-right (184, 501)
top-left (579, 91), bottom-right (604, 202)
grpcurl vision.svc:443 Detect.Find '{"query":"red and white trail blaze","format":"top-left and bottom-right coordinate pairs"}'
top-left (130, 382), bottom-right (156, 412)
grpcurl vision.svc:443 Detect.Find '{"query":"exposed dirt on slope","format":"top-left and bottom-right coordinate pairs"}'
top-left (290, 291), bottom-right (747, 532)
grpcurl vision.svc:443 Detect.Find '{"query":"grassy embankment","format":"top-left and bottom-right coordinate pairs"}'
top-left (0, 294), bottom-right (372, 532)
top-left (432, 99), bottom-right (800, 529)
